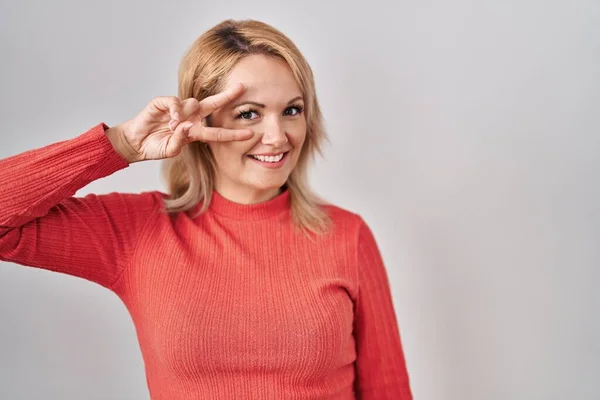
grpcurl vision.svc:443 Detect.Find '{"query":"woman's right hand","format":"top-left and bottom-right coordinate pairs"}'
top-left (106, 83), bottom-right (253, 163)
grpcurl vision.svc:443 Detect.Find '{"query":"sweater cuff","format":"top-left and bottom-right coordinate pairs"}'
top-left (88, 122), bottom-right (131, 172)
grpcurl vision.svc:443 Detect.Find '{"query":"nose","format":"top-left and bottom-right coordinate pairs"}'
top-left (261, 117), bottom-right (288, 147)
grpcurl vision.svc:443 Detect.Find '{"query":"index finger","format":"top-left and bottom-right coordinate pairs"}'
top-left (197, 82), bottom-right (246, 118)
top-left (191, 126), bottom-right (254, 143)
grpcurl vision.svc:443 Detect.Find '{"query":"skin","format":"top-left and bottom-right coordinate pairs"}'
top-left (208, 54), bottom-right (307, 205)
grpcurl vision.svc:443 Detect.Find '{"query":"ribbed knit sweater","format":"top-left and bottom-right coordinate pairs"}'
top-left (0, 123), bottom-right (413, 399)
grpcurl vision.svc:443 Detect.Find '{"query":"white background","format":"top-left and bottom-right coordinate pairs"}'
top-left (1, 0), bottom-right (599, 399)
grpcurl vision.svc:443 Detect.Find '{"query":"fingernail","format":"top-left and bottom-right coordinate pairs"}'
top-left (169, 120), bottom-right (178, 131)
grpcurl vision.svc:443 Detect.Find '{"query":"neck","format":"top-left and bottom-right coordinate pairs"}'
top-left (214, 183), bottom-right (283, 205)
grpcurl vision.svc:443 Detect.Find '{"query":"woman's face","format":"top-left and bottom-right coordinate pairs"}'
top-left (207, 54), bottom-right (307, 203)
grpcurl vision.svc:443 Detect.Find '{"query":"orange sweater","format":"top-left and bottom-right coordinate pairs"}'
top-left (0, 123), bottom-right (413, 399)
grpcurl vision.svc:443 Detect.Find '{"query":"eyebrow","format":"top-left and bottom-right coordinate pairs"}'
top-left (232, 96), bottom-right (304, 109)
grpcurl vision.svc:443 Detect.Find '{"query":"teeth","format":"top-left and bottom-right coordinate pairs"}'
top-left (250, 153), bottom-right (284, 163)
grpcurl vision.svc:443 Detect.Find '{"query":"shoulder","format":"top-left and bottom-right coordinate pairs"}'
top-left (320, 202), bottom-right (370, 238)
top-left (319, 203), bottom-right (384, 273)
top-left (98, 189), bottom-right (165, 204)
top-left (81, 190), bottom-right (167, 216)
top-left (319, 202), bottom-right (383, 251)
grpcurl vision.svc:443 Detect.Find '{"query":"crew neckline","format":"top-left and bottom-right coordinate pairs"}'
top-left (207, 189), bottom-right (291, 220)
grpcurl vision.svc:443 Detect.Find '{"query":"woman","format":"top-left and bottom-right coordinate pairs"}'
top-left (0, 19), bottom-right (412, 399)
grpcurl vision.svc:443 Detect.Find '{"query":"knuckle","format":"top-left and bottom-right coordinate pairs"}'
top-left (182, 98), bottom-right (196, 106)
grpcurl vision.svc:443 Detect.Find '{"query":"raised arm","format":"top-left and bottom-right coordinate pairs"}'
top-left (0, 123), bottom-right (161, 289)
top-left (0, 87), bottom-right (257, 289)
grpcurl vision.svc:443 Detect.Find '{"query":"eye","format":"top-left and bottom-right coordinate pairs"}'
top-left (284, 104), bottom-right (304, 116)
top-left (236, 109), bottom-right (259, 120)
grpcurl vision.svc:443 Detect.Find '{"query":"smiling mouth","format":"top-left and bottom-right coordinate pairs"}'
top-left (247, 152), bottom-right (288, 163)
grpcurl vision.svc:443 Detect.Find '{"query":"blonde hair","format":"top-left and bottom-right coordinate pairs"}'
top-left (160, 19), bottom-right (330, 234)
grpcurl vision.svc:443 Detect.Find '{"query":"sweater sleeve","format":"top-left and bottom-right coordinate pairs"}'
top-left (353, 218), bottom-right (413, 399)
top-left (0, 123), bottom-right (161, 290)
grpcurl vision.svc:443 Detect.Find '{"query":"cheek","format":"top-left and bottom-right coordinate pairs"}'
top-left (210, 143), bottom-right (248, 166)
top-left (288, 123), bottom-right (307, 149)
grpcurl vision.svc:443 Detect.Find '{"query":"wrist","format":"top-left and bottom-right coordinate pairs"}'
top-left (105, 123), bottom-right (139, 164)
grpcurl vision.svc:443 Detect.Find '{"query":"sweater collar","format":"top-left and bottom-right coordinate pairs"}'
top-left (208, 188), bottom-right (291, 220)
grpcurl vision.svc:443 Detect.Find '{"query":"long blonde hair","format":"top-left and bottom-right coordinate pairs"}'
top-left (160, 19), bottom-right (330, 234)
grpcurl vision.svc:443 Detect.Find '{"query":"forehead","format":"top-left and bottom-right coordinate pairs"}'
top-left (224, 54), bottom-right (302, 100)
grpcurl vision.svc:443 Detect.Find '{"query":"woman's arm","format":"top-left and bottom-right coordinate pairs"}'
top-left (353, 218), bottom-right (413, 399)
top-left (0, 123), bottom-right (161, 290)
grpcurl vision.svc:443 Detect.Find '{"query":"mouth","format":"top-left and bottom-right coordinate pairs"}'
top-left (246, 151), bottom-right (289, 169)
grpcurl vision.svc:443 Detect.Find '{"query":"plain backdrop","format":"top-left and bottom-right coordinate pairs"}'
top-left (1, 1), bottom-right (599, 399)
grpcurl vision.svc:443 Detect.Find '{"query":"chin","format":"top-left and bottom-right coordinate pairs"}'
top-left (246, 175), bottom-right (290, 192)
